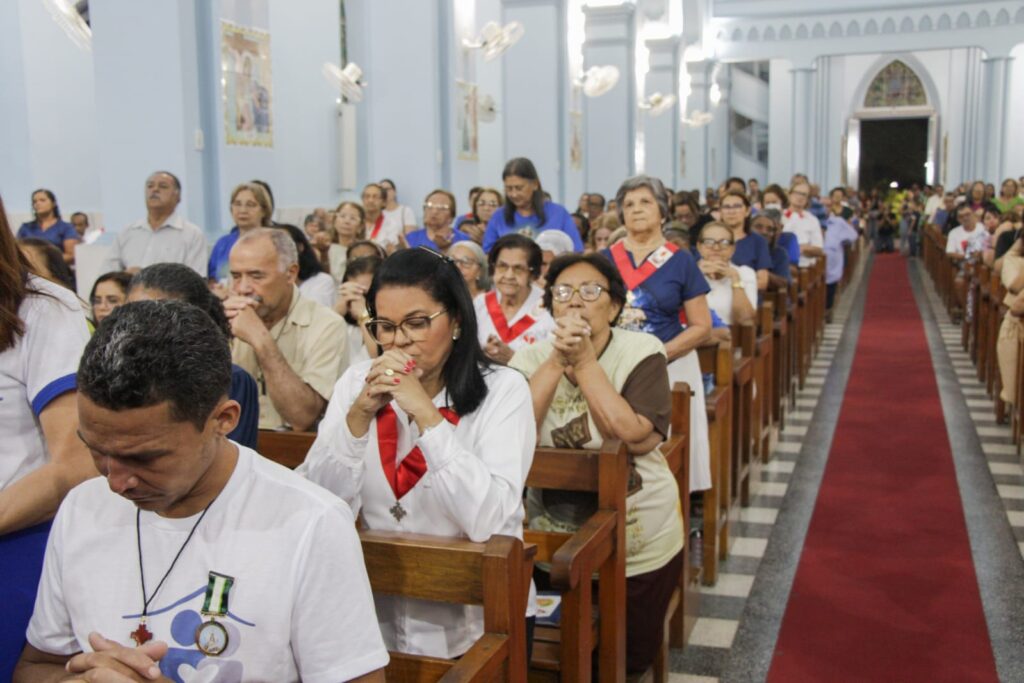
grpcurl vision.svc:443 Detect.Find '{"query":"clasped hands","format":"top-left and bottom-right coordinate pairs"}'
top-left (63, 632), bottom-right (171, 682)
top-left (549, 312), bottom-right (597, 373)
top-left (350, 350), bottom-right (441, 431)
top-left (698, 259), bottom-right (738, 281)
top-left (223, 295), bottom-right (267, 347)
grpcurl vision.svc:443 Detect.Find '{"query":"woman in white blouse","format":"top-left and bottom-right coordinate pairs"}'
top-left (379, 178), bottom-right (418, 235)
top-left (696, 222), bottom-right (757, 325)
top-left (300, 247), bottom-right (536, 659)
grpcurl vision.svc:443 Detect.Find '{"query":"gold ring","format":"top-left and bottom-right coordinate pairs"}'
top-left (384, 368), bottom-right (395, 377)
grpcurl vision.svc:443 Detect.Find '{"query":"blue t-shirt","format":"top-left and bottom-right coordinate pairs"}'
top-left (769, 245), bottom-right (792, 283)
top-left (601, 246), bottom-right (710, 344)
top-left (405, 227), bottom-right (472, 251)
top-left (229, 364), bottom-right (259, 449)
top-left (482, 200), bottom-right (583, 253)
top-left (208, 227), bottom-right (240, 282)
top-left (732, 232), bottom-right (773, 272)
top-left (777, 231), bottom-right (800, 266)
top-left (17, 220), bottom-right (79, 249)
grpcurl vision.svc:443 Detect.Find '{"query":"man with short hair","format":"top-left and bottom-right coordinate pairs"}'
top-left (724, 177), bottom-right (746, 195)
top-left (102, 171), bottom-right (207, 275)
top-left (946, 204), bottom-right (987, 263)
top-left (14, 301), bottom-right (387, 683)
top-left (932, 193), bottom-right (958, 235)
top-left (821, 197), bottom-right (859, 317)
top-left (226, 228), bottom-right (347, 431)
top-left (924, 183), bottom-right (944, 222)
top-left (69, 212), bottom-right (89, 238)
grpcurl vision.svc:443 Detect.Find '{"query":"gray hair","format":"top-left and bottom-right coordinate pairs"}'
top-left (235, 227), bottom-right (298, 273)
top-left (760, 208), bottom-right (783, 225)
top-left (450, 240), bottom-right (491, 291)
top-left (615, 175), bottom-right (671, 226)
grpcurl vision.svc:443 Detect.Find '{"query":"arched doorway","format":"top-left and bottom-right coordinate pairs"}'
top-left (844, 57), bottom-right (939, 192)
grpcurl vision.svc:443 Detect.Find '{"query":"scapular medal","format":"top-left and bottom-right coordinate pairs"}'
top-left (195, 571), bottom-right (234, 656)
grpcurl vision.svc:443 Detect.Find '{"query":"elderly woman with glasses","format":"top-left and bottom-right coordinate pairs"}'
top-left (782, 180), bottom-right (824, 265)
top-left (459, 188), bottom-right (503, 245)
top-left (696, 223), bottom-right (757, 326)
top-left (475, 234), bottom-right (556, 364)
top-left (509, 252), bottom-right (683, 676)
top-left (602, 175), bottom-right (713, 494)
top-left (405, 189), bottom-right (472, 253)
top-left (301, 247), bottom-right (537, 659)
top-left (448, 240), bottom-right (491, 299)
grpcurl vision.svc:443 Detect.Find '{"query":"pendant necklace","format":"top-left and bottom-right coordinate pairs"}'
top-left (131, 501), bottom-right (214, 646)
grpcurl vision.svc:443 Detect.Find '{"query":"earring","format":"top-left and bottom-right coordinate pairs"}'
top-left (452, 327), bottom-right (461, 341)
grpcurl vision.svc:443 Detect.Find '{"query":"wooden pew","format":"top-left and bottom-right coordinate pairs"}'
top-left (794, 270), bottom-right (811, 389)
top-left (990, 271), bottom-right (1008, 424)
top-left (526, 441), bottom-right (628, 682)
top-left (697, 342), bottom-right (733, 585)
top-left (361, 531), bottom-right (534, 682)
top-left (754, 301), bottom-right (775, 463)
top-left (771, 288), bottom-right (791, 432)
top-left (730, 323), bottom-right (756, 507)
top-left (257, 429), bottom-right (316, 469)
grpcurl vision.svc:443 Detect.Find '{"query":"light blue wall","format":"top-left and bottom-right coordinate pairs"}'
top-left (0, 0), bottom-right (100, 219)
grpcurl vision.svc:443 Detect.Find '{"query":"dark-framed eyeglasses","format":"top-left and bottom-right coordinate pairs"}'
top-left (551, 282), bottom-right (606, 303)
top-left (366, 310), bottom-right (448, 346)
top-left (699, 238), bottom-right (734, 249)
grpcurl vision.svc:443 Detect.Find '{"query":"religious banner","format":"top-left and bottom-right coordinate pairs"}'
top-left (221, 21), bottom-right (273, 147)
top-left (457, 81), bottom-right (479, 161)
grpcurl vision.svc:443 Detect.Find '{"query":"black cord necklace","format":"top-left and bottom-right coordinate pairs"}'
top-left (130, 501), bottom-right (214, 646)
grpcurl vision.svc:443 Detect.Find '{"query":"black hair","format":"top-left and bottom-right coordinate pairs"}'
top-left (367, 248), bottom-right (490, 415)
top-left (588, 193), bottom-right (606, 207)
top-left (487, 233), bottom-right (543, 279)
top-left (89, 271), bottom-right (133, 317)
top-left (341, 256), bottom-right (382, 325)
top-left (250, 179), bottom-right (275, 210)
top-left (19, 238), bottom-right (75, 291)
top-left (543, 252), bottom-right (628, 324)
top-left (78, 300), bottom-right (231, 430)
top-left (31, 188), bottom-right (61, 220)
top-left (572, 211), bottom-right (591, 242)
top-left (129, 263), bottom-right (232, 339)
top-left (501, 157), bottom-right (547, 227)
top-left (346, 239), bottom-right (387, 261)
top-left (725, 177), bottom-right (747, 192)
top-left (70, 211), bottom-right (88, 222)
top-left (275, 224), bottom-right (325, 281)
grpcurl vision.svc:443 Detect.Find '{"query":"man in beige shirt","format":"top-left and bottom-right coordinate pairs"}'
top-left (225, 228), bottom-right (347, 431)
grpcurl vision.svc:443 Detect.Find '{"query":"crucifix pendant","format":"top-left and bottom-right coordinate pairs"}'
top-left (131, 621), bottom-right (153, 646)
top-left (389, 501), bottom-right (407, 522)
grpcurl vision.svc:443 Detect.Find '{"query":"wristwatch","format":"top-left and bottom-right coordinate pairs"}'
top-left (732, 282), bottom-right (744, 289)
top-left (358, 310), bottom-right (372, 325)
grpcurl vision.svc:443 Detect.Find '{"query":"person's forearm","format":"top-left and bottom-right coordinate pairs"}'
top-left (664, 323), bottom-right (710, 361)
top-left (756, 269), bottom-right (768, 291)
top-left (254, 340), bottom-right (326, 431)
top-left (573, 359), bottom-right (653, 444)
top-left (767, 273), bottom-right (789, 290)
top-left (801, 245), bottom-right (824, 257)
top-left (731, 290), bottom-right (756, 325)
top-left (0, 458), bottom-right (97, 534)
top-left (527, 360), bottom-right (563, 431)
top-left (12, 661), bottom-right (70, 683)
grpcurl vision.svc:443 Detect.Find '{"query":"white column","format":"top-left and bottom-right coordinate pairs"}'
top-left (583, 3), bottom-right (635, 196)
top-left (679, 59), bottom-right (711, 193)
top-left (642, 36), bottom-right (679, 185)
top-left (982, 54), bottom-right (1013, 182)
top-left (789, 63), bottom-right (815, 178)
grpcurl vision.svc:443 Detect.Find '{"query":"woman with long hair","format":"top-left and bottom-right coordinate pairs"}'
top-left (0, 193), bottom-right (94, 680)
top-left (333, 255), bottom-right (383, 366)
top-left (88, 271), bottom-right (133, 326)
top-left (717, 190), bottom-right (771, 290)
top-left (17, 188), bottom-right (79, 265)
top-left (481, 158), bottom-right (583, 253)
top-left (300, 247), bottom-right (536, 658)
top-left (275, 224), bottom-right (338, 309)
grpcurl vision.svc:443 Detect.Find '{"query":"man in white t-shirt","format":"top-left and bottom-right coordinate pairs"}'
top-left (945, 204), bottom-right (987, 262)
top-left (15, 301), bottom-right (387, 683)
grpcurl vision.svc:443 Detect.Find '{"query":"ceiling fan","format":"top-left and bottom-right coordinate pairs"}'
top-left (41, 0), bottom-right (91, 52)
top-left (681, 110), bottom-right (714, 127)
top-left (639, 92), bottom-right (676, 117)
top-left (577, 65), bottom-right (620, 98)
top-left (462, 21), bottom-right (524, 61)
top-left (322, 62), bottom-right (366, 103)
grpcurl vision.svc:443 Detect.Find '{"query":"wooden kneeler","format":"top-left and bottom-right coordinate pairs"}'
top-left (697, 342), bottom-right (733, 585)
top-left (525, 441), bottom-right (629, 682)
top-left (754, 301), bottom-right (775, 463)
top-left (361, 531), bottom-right (535, 682)
top-left (256, 429), bottom-right (316, 469)
top-left (730, 323), bottom-right (756, 508)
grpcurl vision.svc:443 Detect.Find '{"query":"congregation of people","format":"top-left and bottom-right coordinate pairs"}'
top-left (5, 153), bottom-right (1023, 682)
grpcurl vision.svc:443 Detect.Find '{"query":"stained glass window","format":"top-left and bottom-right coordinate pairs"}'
top-left (864, 60), bottom-right (927, 108)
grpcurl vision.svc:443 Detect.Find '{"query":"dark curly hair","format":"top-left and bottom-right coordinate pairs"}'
top-left (78, 300), bottom-right (231, 430)
top-left (129, 263), bottom-right (232, 339)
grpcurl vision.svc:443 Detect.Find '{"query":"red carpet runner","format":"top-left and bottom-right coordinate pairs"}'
top-left (767, 255), bottom-right (999, 682)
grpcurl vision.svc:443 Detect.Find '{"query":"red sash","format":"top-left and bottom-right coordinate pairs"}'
top-left (610, 241), bottom-right (678, 292)
top-left (377, 405), bottom-right (460, 499)
top-left (485, 291), bottom-right (535, 344)
top-left (369, 214), bottom-right (384, 240)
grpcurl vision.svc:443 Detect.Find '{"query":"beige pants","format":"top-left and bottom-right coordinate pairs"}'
top-left (997, 314), bottom-right (1024, 404)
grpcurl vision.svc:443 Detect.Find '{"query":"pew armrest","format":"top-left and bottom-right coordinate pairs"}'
top-left (440, 634), bottom-right (510, 682)
top-left (547, 509), bottom-right (617, 590)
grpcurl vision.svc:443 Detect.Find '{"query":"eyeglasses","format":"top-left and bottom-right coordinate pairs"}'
top-left (476, 200), bottom-right (500, 208)
top-left (720, 203), bottom-right (746, 211)
top-left (451, 256), bottom-right (477, 269)
top-left (493, 261), bottom-right (531, 276)
top-left (366, 310), bottom-right (447, 346)
top-left (699, 238), bottom-right (734, 249)
top-left (551, 282), bottom-right (606, 303)
top-left (424, 202), bottom-right (451, 212)
top-left (232, 201), bottom-right (261, 209)
top-left (790, 190), bottom-right (809, 197)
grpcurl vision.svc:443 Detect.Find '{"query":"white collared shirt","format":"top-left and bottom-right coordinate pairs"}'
top-left (704, 264), bottom-right (758, 325)
top-left (782, 209), bottom-right (824, 267)
top-left (103, 213), bottom-right (208, 275)
top-left (299, 361), bottom-right (536, 658)
top-left (473, 285), bottom-right (555, 351)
